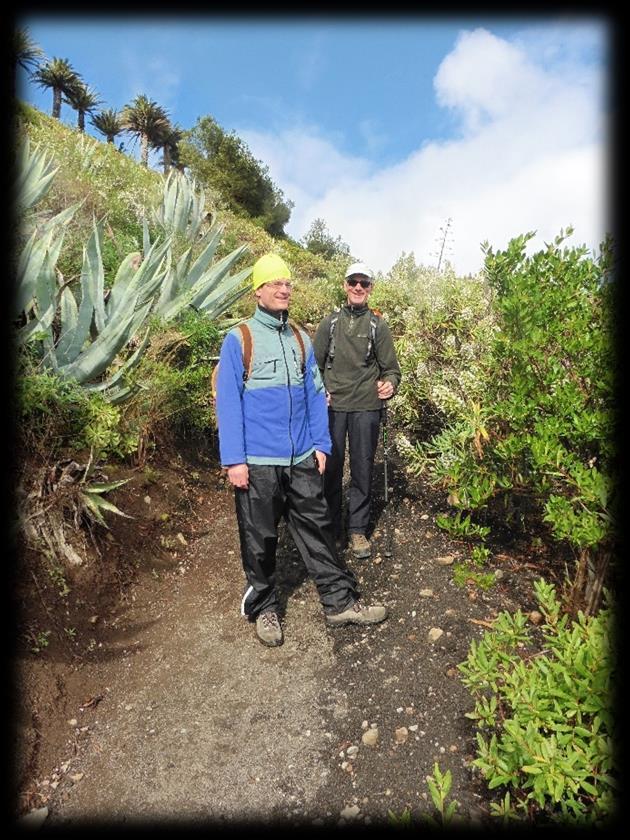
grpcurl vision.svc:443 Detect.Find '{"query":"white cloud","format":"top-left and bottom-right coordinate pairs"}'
top-left (239, 26), bottom-right (608, 276)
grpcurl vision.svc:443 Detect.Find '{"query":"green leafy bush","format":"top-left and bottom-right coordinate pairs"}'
top-left (459, 578), bottom-right (617, 825)
top-left (400, 230), bottom-right (615, 612)
top-left (17, 363), bottom-right (137, 460)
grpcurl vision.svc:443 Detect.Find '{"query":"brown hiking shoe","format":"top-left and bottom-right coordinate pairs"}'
top-left (325, 601), bottom-right (388, 628)
top-left (255, 611), bottom-right (283, 647)
top-left (350, 532), bottom-right (371, 559)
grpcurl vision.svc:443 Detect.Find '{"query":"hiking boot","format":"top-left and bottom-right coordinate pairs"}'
top-left (325, 601), bottom-right (388, 628)
top-left (350, 532), bottom-right (371, 559)
top-left (255, 611), bottom-right (283, 647)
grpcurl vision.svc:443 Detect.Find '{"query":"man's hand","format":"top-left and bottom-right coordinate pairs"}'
top-left (227, 463), bottom-right (249, 489)
top-left (314, 450), bottom-right (327, 474)
top-left (377, 379), bottom-right (394, 400)
top-left (325, 390), bottom-right (332, 407)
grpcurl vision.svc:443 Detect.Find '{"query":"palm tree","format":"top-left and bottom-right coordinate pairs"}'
top-left (121, 94), bottom-right (170, 167)
top-left (14, 27), bottom-right (45, 75)
top-left (65, 82), bottom-right (101, 132)
top-left (90, 108), bottom-right (123, 144)
top-left (153, 122), bottom-right (184, 173)
top-left (32, 57), bottom-right (81, 119)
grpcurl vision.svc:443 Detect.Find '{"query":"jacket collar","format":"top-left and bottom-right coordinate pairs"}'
top-left (343, 303), bottom-right (369, 316)
top-left (254, 305), bottom-right (289, 329)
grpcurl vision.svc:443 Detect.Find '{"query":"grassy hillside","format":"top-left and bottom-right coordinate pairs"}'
top-left (17, 103), bottom-right (348, 326)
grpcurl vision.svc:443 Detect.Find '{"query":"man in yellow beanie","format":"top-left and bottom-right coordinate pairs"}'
top-left (215, 252), bottom-right (388, 647)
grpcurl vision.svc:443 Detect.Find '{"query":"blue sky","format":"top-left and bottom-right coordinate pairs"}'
top-left (17, 14), bottom-right (610, 276)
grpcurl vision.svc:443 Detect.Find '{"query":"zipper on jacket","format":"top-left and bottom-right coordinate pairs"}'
top-left (278, 326), bottom-right (295, 469)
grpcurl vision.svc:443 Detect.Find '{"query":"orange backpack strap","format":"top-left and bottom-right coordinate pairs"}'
top-left (288, 320), bottom-right (306, 370)
top-left (237, 322), bottom-right (254, 380)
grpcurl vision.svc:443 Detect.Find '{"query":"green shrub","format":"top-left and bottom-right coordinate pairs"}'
top-left (17, 363), bottom-right (137, 461)
top-left (459, 578), bottom-right (617, 826)
top-left (399, 231), bottom-right (615, 612)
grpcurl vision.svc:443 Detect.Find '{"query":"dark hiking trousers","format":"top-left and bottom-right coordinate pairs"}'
top-left (234, 458), bottom-right (359, 619)
top-left (325, 409), bottom-right (382, 537)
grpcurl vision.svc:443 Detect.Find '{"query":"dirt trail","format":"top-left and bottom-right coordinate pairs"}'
top-left (15, 456), bottom-right (540, 828)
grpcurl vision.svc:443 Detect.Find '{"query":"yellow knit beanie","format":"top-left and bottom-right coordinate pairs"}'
top-left (252, 253), bottom-right (292, 290)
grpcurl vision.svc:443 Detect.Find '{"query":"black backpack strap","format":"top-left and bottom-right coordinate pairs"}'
top-left (365, 311), bottom-right (380, 364)
top-left (326, 310), bottom-right (340, 369)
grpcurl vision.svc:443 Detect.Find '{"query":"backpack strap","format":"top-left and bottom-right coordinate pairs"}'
top-left (326, 310), bottom-right (340, 369)
top-left (288, 320), bottom-right (306, 372)
top-left (211, 322), bottom-right (254, 404)
top-left (237, 323), bottom-right (253, 381)
top-left (365, 309), bottom-right (380, 364)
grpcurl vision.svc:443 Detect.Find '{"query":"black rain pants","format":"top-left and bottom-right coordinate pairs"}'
top-left (234, 457), bottom-right (359, 619)
top-left (325, 409), bottom-right (382, 537)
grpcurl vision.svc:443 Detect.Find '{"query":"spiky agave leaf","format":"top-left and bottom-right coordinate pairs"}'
top-left (15, 137), bottom-right (59, 213)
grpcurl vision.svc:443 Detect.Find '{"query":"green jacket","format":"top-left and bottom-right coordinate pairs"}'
top-left (313, 304), bottom-right (401, 412)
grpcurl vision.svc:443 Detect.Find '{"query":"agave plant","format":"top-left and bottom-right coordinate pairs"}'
top-left (15, 140), bottom-right (83, 341)
top-left (46, 219), bottom-right (172, 399)
top-left (16, 136), bottom-right (252, 404)
top-left (15, 136), bottom-right (58, 214)
top-left (152, 169), bottom-right (205, 240)
top-left (151, 171), bottom-right (252, 321)
top-left (152, 222), bottom-right (251, 323)
top-left (19, 459), bottom-right (132, 567)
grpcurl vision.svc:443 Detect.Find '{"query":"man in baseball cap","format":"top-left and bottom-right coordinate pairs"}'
top-left (313, 260), bottom-right (401, 559)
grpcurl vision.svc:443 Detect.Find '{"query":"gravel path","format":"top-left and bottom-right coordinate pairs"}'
top-left (19, 461), bottom-right (538, 828)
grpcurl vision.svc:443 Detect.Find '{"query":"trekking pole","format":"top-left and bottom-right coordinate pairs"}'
top-left (381, 400), bottom-right (393, 558)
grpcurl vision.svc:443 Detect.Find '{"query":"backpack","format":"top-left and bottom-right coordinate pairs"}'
top-left (211, 320), bottom-right (306, 403)
top-left (325, 308), bottom-right (381, 369)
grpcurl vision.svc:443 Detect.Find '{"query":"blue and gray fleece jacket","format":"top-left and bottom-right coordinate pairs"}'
top-left (215, 306), bottom-right (332, 467)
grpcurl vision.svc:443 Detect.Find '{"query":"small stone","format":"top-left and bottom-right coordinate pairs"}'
top-left (144, 495), bottom-right (151, 505)
top-left (340, 804), bottom-right (360, 819)
top-left (361, 720), bottom-right (369, 730)
top-left (529, 610), bottom-right (543, 625)
top-left (428, 627), bottom-right (444, 642)
top-left (494, 569), bottom-right (505, 580)
top-left (176, 532), bottom-right (188, 546)
top-left (420, 514), bottom-right (429, 520)
top-left (70, 773), bottom-right (84, 782)
top-left (419, 588), bottom-right (434, 597)
top-left (17, 808), bottom-right (48, 827)
top-left (408, 724), bottom-right (418, 732)
top-left (394, 726), bottom-right (409, 744)
top-left (362, 728), bottom-right (379, 746)
top-left (68, 718), bottom-right (78, 727)
top-left (89, 615), bottom-right (98, 624)
top-left (373, 557), bottom-right (382, 565)
top-left (436, 555), bottom-right (456, 565)
top-left (347, 745), bottom-right (359, 757)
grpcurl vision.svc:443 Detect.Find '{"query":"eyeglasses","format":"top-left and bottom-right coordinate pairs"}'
top-left (266, 280), bottom-right (293, 290)
top-left (346, 278), bottom-right (372, 289)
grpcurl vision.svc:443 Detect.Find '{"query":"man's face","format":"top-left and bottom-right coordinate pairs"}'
top-left (345, 274), bottom-right (372, 307)
top-left (255, 279), bottom-right (292, 312)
